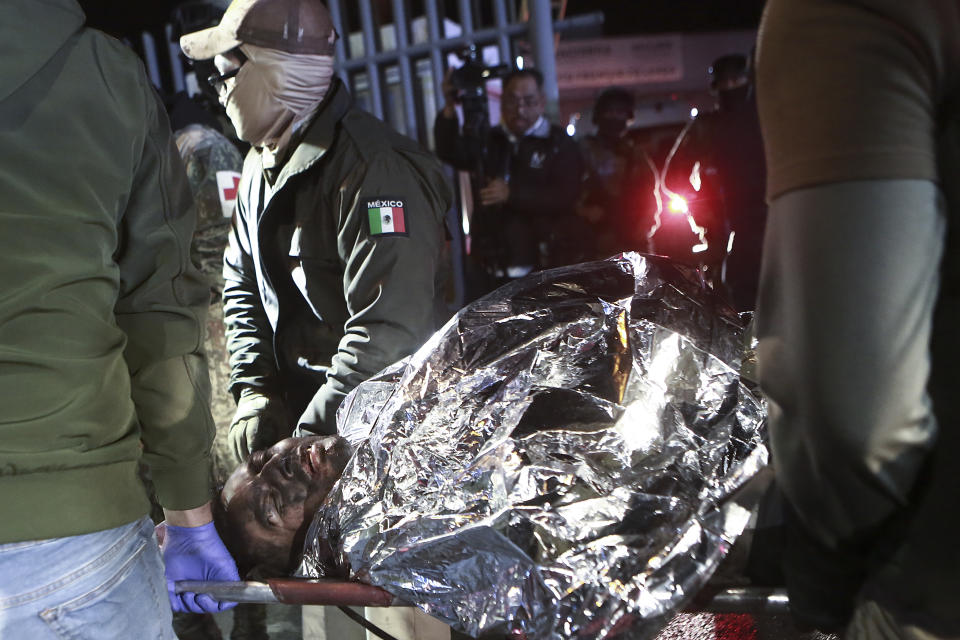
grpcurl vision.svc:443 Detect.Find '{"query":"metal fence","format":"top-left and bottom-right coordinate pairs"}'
top-left (321, 0), bottom-right (601, 148)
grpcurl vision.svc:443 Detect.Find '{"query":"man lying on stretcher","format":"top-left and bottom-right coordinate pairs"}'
top-left (212, 431), bottom-right (773, 584)
top-left (205, 253), bottom-right (769, 639)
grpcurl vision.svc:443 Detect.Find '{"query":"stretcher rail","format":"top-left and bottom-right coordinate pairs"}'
top-left (175, 579), bottom-right (395, 606)
top-left (174, 580), bottom-right (789, 614)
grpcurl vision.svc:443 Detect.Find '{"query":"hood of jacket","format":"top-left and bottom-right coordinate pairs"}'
top-left (0, 0), bottom-right (85, 103)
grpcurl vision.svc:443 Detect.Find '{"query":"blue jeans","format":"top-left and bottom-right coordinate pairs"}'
top-left (0, 516), bottom-right (176, 639)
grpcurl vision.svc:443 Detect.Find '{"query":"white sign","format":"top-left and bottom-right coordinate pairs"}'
top-left (556, 35), bottom-right (684, 89)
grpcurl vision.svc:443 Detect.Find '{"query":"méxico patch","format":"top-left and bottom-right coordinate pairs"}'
top-left (366, 198), bottom-right (408, 237)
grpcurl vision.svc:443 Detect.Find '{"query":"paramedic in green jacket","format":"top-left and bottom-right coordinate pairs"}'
top-left (181, 0), bottom-right (452, 461)
top-left (0, 0), bottom-right (240, 637)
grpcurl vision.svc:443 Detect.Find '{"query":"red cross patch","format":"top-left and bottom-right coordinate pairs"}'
top-left (215, 171), bottom-right (242, 218)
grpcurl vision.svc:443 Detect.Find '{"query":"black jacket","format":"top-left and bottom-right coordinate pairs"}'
top-left (225, 81), bottom-right (452, 435)
top-left (434, 114), bottom-right (582, 270)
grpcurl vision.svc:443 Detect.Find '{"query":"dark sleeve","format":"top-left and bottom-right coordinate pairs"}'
top-left (297, 151), bottom-right (453, 434)
top-left (508, 133), bottom-right (583, 216)
top-left (115, 83), bottom-right (215, 510)
top-left (222, 171), bottom-right (282, 398)
top-left (433, 111), bottom-right (475, 171)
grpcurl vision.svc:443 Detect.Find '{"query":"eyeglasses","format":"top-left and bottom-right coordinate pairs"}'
top-left (207, 49), bottom-right (248, 95)
top-left (503, 96), bottom-right (541, 110)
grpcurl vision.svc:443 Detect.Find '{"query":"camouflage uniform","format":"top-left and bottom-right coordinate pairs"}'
top-left (175, 123), bottom-right (244, 479)
top-left (169, 125), bottom-right (269, 640)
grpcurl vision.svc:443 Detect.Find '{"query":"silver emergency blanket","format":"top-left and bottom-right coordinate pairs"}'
top-left (299, 253), bottom-right (767, 639)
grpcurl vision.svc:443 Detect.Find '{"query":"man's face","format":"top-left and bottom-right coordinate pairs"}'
top-left (595, 103), bottom-right (632, 140)
top-left (221, 435), bottom-right (353, 571)
top-left (502, 75), bottom-right (545, 137)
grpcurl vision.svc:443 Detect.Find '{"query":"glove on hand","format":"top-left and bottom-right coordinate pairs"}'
top-left (229, 389), bottom-right (289, 461)
top-left (162, 521), bottom-right (240, 614)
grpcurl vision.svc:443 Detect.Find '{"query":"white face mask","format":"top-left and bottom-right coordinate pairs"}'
top-left (213, 46), bottom-right (335, 150)
top-left (215, 53), bottom-right (291, 147)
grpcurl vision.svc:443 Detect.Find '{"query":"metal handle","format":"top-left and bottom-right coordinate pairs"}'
top-left (686, 586), bottom-right (790, 614)
top-left (174, 580), bottom-right (278, 603)
top-left (174, 579), bottom-right (395, 606)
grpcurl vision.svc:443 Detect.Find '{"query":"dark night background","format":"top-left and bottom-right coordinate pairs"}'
top-left (565, 0), bottom-right (765, 34)
top-left (78, 1), bottom-right (766, 42)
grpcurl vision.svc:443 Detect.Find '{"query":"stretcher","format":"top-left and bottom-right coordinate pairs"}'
top-left (175, 579), bottom-right (789, 640)
top-left (173, 473), bottom-right (786, 617)
top-left (176, 256), bottom-right (776, 638)
top-left (174, 579), bottom-right (788, 614)
top-left (173, 459), bottom-right (784, 636)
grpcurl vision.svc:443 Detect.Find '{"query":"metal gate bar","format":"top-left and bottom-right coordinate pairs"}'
top-left (357, 0), bottom-right (385, 120)
top-left (390, 0), bottom-right (419, 138)
top-left (327, 0), bottom-right (602, 139)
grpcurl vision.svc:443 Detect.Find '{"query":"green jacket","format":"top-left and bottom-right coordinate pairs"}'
top-left (224, 80), bottom-right (452, 435)
top-left (0, 0), bottom-right (215, 543)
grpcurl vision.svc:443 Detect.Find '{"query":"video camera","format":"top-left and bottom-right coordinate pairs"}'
top-left (449, 45), bottom-right (511, 141)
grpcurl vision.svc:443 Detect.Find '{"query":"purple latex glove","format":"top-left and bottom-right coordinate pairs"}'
top-left (162, 521), bottom-right (240, 613)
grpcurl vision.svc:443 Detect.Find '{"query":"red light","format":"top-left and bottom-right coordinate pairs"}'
top-left (667, 195), bottom-right (689, 215)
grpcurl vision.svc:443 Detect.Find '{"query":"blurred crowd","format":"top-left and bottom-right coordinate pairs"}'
top-left (437, 51), bottom-right (766, 312)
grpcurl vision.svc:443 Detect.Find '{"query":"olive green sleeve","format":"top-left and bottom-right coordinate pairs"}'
top-left (114, 83), bottom-right (215, 510)
top-left (297, 151), bottom-right (452, 435)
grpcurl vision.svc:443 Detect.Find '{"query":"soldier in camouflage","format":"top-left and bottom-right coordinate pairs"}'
top-left (175, 123), bottom-right (244, 476)
top-left (176, 124), bottom-right (276, 640)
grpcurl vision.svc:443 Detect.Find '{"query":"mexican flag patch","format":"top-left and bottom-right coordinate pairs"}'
top-left (366, 198), bottom-right (408, 237)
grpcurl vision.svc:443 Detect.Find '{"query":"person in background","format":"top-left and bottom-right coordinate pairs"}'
top-left (170, 125), bottom-right (254, 640)
top-left (176, 124), bottom-right (244, 461)
top-left (166, 0), bottom-right (247, 147)
top-left (0, 0), bottom-right (239, 637)
top-left (576, 87), bottom-right (647, 260)
top-left (179, 0), bottom-right (451, 462)
top-left (755, 0), bottom-right (960, 637)
top-left (434, 67), bottom-right (583, 300)
top-left (661, 53), bottom-right (766, 309)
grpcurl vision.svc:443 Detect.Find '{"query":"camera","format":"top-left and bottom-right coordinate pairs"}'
top-left (449, 46), bottom-right (511, 92)
top-left (448, 46), bottom-right (510, 140)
